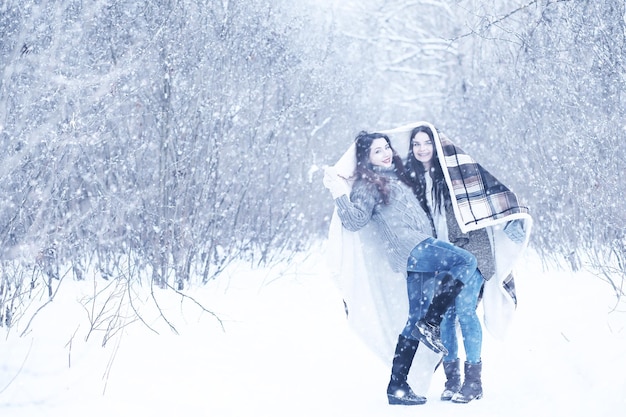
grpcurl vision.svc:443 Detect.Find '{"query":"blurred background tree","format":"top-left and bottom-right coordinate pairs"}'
top-left (0, 0), bottom-right (623, 314)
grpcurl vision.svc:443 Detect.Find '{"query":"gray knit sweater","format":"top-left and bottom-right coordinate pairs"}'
top-left (334, 167), bottom-right (434, 273)
top-left (445, 208), bottom-right (495, 280)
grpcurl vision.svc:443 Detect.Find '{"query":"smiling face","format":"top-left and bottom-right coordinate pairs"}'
top-left (411, 131), bottom-right (434, 170)
top-left (368, 138), bottom-right (393, 168)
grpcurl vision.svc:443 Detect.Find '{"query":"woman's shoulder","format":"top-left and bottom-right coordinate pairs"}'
top-left (352, 179), bottom-right (376, 195)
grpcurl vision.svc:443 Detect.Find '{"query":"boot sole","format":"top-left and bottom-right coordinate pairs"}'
top-left (451, 393), bottom-right (483, 403)
top-left (387, 394), bottom-right (427, 405)
top-left (440, 392), bottom-right (455, 401)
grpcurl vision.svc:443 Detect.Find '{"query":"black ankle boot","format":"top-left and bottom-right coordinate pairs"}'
top-left (452, 361), bottom-right (483, 403)
top-left (440, 359), bottom-right (461, 401)
top-left (387, 335), bottom-right (427, 405)
top-left (413, 319), bottom-right (447, 354)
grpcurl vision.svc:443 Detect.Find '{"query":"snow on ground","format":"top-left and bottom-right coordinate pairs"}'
top-left (1, 244), bottom-right (625, 417)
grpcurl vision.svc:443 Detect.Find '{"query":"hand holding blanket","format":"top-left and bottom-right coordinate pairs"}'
top-left (323, 166), bottom-right (350, 199)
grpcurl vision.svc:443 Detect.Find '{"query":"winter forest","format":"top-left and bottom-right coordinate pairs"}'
top-left (0, 0), bottom-right (625, 372)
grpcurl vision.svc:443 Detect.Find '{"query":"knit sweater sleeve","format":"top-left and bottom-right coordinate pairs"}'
top-left (334, 183), bottom-right (378, 232)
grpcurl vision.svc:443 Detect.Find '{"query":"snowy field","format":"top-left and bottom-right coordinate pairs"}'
top-left (1, 243), bottom-right (625, 417)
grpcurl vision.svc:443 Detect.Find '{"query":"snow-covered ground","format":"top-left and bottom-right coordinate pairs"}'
top-left (1, 244), bottom-right (625, 417)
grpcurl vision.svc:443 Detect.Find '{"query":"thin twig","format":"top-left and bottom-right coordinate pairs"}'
top-left (19, 269), bottom-right (68, 337)
top-left (0, 338), bottom-right (33, 394)
top-left (150, 278), bottom-right (179, 335)
top-left (165, 281), bottom-right (224, 332)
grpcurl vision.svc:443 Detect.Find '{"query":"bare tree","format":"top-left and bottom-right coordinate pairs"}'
top-left (442, 0), bottom-right (626, 291)
top-left (328, 0), bottom-right (625, 295)
top-left (0, 0), bottom-right (374, 330)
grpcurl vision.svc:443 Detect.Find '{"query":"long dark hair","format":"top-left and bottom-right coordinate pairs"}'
top-left (353, 131), bottom-right (411, 205)
top-left (406, 125), bottom-right (450, 214)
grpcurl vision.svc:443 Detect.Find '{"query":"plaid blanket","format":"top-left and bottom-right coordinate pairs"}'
top-left (438, 133), bottom-right (531, 232)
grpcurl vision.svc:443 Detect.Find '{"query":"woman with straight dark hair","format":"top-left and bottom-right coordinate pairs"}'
top-left (406, 125), bottom-right (491, 403)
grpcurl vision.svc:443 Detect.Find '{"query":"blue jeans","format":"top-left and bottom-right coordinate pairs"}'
top-left (440, 268), bottom-right (484, 363)
top-left (401, 272), bottom-right (436, 340)
top-left (406, 238), bottom-right (477, 286)
top-left (401, 238), bottom-right (477, 340)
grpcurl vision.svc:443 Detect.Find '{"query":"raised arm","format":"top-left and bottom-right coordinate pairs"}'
top-left (323, 167), bottom-right (375, 232)
top-left (334, 189), bottom-right (376, 232)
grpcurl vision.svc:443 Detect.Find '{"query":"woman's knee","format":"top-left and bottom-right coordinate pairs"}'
top-left (456, 289), bottom-right (480, 309)
top-left (450, 246), bottom-right (477, 271)
top-left (457, 310), bottom-right (481, 327)
top-left (464, 251), bottom-right (478, 271)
